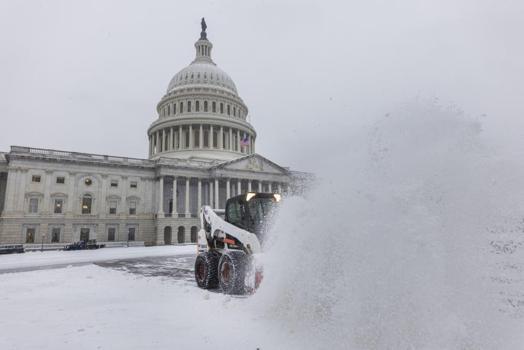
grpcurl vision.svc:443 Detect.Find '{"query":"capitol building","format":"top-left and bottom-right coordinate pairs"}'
top-left (0, 21), bottom-right (306, 247)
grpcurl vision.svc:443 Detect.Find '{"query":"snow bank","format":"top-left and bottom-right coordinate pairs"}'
top-left (252, 100), bottom-right (524, 349)
top-left (0, 245), bottom-right (196, 271)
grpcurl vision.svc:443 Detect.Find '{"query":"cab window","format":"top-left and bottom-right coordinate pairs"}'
top-left (226, 201), bottom-right (243, 228)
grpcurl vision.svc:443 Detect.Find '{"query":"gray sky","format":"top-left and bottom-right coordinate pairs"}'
top-left (1, 0), bottom-right (523, 173)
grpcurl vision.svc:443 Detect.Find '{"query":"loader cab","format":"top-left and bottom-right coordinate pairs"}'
top-left (225, 192), bottom-right (280, 237)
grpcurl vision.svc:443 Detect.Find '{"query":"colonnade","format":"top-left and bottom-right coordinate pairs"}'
top-left (157, 176), bottom-right (286, 218)
top-left (149, 124), bottom-right (255, 157)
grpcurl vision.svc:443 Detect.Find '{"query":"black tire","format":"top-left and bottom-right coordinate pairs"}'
top-left (218, 250), bottom-right (248, 295)
top-left (195, 251), bottom-right (220, 289)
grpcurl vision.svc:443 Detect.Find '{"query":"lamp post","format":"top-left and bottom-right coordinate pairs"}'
top-left (41, 233), bottom-right (46, 252)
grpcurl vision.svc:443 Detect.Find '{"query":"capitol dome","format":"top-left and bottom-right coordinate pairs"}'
top-left (147, 20), bottom-right (256, 162)
top-left (167, 63), bottom-right (238, 95)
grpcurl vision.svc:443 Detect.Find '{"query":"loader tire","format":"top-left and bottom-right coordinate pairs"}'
top-left (195, 251), bottom-right (220, 289)
top-left (218, 251), bottom-right (248, 295)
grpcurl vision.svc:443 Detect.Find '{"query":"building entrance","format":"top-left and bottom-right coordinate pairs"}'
top-left (80, 228), bottom-right (90, 242)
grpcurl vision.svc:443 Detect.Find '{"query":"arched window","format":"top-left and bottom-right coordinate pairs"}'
top-left (204, 101), bottom-right (208, 112)
top-left (167, 104), bottom-right (170, 115)
top-left (188, 101), bottom-right (192, 112)
top-left (177, 226), bottom-right (185, 243)
top-left (190, 226), bottom-right (198, 243)
top-left (82, 194), bottom-right (92, 214)
top-left (173, 103), bottom-right (176, 115)
top-left (220, 103), bottom-right (224, 114)
top-left (180, 102), bottom-right (183, 113)
top-left (164, 226), bottom-right (172, 245)
top-left (212, 101), bottom-right (216, 113)
top-left (227, 104), bottom-right (231, 115)
top-left (196, 101), bottom-right (200, 112)
top-left (233, 107), bottom-right (236, 117)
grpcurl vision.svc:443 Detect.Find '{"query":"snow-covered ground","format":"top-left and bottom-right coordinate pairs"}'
top-left (0, 260), bottom-right (292, 350)
top-left (0, 245), bottom-right (196, 272)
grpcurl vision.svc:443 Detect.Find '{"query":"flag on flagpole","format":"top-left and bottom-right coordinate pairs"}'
top-left (240, 133), bottom-right (250, 146)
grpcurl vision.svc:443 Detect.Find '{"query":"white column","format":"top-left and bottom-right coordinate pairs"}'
top-left (237, 180), bottom-right (242, 195)
top-left (268, 182), bottom-right (273, 193)
top-left (189, 125), bottom-right (193, 149)
top-left (214, 179), bottom-right (219, 209)
top-left (172, 177), bottom-right (177, 216)
top-left (158, 176), bottom-right (164, 217)
top-left (209, 180), bottom-right (213, 206)
top-left (248, 180), bottom-right (252, 192)
top-left (160, 130), bottom-right (164, 152)
top-left (226, 178), bottom-right (230, 199)
top-left (43, 170), bottom-right (52, 214)
top-left (210, 125), bottom-right (214, 148)
top-left (178, 127), bottom-right (182, 149)
top-left (199, 125), bottom-right (203, 149)
top-left (219, 126), bottom-right (224, 149)
top-left (258, 181), bottom-right (262, 192)
top-left (197, 179), bottom-right (202, 212)
top-left (67, 172), bottom-right (75, 214)
top-left (185, 177), bottom-right (190, 217)
top-left (237, 129), bottom-right (241, 152)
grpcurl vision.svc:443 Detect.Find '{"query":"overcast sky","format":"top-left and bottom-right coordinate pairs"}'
top-left (1, 0), bottom-right (523, 173)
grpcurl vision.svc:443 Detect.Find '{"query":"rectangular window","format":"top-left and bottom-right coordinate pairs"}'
top-left (196, 100), bottom-right (200, 112)
top-left (51, 228), bottom-right (60, 243)
top-left (29, 198), bottom-right (38, 213)
top-left (188, 101), bottom-right (192, 112)
top-left (107, 227), bottom-right (116, 241)
top-left (185, 129), bottom-right (190, 148)
top-left (110, 180), bottom-right (118, 188)
top-left (130, 181), bottom-right (138, 189)
top-left (220, 103), bottom-right (224, 114)
top-left (32, 175), bottom-right (41, 183)
top-left (194, 129), bottom-right (200, 148)
top-left (129, 201), bottom-right (137, 215)
top-left (128, 227), bottom-right (136, 241)
top-left (82, 196), bottom-right (92, 214)
top-left (109, 201), bottom-right (117, 215)
top-left (56, 177), bottom-right (65, 184)
top-left (54, 199), bottom-right (63, 214)
top-left (26, 228), bottom-right (35, 243)
top-left (212, 101), bottom-right (216, 113)
top-left (203, 130), bottom-right (209, 148)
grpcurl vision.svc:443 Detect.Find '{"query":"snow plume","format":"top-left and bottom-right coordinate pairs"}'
top-left (253, 99), bottom-right (524, 349)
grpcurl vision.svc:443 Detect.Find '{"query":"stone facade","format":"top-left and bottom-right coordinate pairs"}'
top-left (0, 25), bottom-right (306, 247)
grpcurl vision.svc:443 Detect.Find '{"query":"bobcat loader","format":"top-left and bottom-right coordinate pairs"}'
top-left (195, 192), bottom-right (280, 294)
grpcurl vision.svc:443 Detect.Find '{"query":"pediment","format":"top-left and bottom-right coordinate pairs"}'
top-left (212, 154), bottom-right (289, 175)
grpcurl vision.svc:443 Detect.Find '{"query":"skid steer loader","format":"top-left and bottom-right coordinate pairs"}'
top-left (194, 192), bottom-right (281, 294)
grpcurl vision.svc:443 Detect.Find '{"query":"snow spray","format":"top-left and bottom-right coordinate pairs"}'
top-left (251, 99), bottom-right (524, 349)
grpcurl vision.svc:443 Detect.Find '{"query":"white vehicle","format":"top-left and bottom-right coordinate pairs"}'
top-left (195, 192), bottom-right (281, 294)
